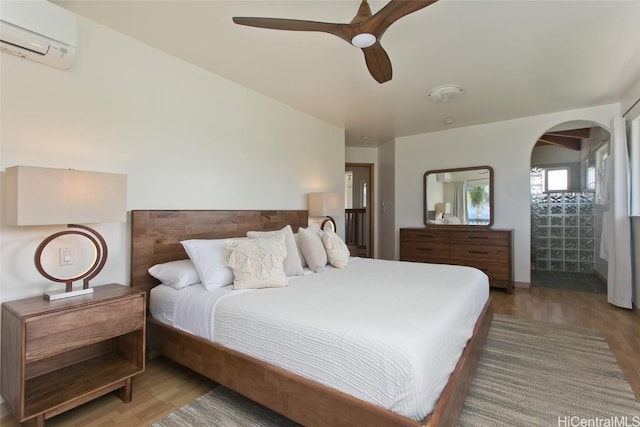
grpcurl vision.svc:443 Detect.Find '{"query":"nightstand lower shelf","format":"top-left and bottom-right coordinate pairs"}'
top-left (25, 353), bottom-right (142, 421)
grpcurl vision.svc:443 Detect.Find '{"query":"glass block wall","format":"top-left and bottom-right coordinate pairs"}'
top-left (530, 168), bottom-right (596, 272)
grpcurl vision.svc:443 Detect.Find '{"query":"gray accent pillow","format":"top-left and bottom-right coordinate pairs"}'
top-left (298, 227), bottom-right (327, 273)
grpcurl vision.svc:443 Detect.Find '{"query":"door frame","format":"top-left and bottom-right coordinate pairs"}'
top-left (345, 162), bottom-right (374, 258)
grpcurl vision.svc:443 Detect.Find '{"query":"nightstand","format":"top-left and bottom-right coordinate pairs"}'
top-left (1, 284), bottom-right (146, 426)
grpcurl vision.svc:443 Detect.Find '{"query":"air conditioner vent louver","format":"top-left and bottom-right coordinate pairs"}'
top-left (1, 23), bottom-right (50, 55)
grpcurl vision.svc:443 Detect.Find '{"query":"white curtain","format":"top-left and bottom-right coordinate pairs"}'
top-left (605, 117), bottom-right (633, 309)
top-left (451, 182), bottom-right (468, 224)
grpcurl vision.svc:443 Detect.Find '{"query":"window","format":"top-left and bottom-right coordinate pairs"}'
top-left (344, 171), bottom-right (353, 209)
top-left (361, 181), bottom-right (367, 208)
top-left (466, 184), bottom-right (490, 225)
top-left (585, 164), bottom-right (596, 191)
top-left (596, 146), bottom-right (608, 205)
top-left (544, 168), bottom-right (569, 192)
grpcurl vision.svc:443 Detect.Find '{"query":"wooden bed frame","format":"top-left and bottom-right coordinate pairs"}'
top-left (131, 210), bottom-right (493, 427)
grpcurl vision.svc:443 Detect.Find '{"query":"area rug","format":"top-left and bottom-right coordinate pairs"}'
top-left (152, 315), bottom-right (640, 426)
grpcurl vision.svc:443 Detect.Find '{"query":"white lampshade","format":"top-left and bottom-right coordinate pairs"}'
top-left (4, 166), bottom-right (127, 226)
top-left (308, 192), bottom-right (342, 217)
top-left (435, 202), bottom-right (451, 218)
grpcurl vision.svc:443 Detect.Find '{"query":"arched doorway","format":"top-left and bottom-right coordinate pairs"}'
top-left (529, 121), bottom-right (610, 293)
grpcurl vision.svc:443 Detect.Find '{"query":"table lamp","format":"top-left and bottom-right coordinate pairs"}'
top-left (4, 166), bottom-right (127, 300)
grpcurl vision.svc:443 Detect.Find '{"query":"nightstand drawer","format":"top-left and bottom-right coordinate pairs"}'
top-left (25, 295), bottom-right (144, 362)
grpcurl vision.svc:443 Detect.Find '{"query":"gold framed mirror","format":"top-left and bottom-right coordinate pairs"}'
top-left (424, 166), bottom-right (494, 228)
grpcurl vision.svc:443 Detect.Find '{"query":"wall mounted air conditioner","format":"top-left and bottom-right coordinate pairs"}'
top-left (436, 172), bottom-right (452, 183)
top-left (0, 0), bottom-right (76, 69)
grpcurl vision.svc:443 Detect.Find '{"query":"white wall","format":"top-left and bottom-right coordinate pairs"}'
top-left (345, 147), bottom-right (378, 257)
top-left (377, 141), bottom-right (395, 260)
top-left (0, 15), bottom-right (344, 303)
top-left (393, 104), bottom-right (620, 284)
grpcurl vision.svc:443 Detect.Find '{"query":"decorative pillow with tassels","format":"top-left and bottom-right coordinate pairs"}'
top-left (321, 229), bottom-right (350, 269)
top-left (224, 234), bottom-right (288, 289)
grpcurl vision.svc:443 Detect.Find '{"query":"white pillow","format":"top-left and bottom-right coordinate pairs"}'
top-left (181, 239), bottom-right (236, 290)
top-left (297, 227), bottom-right (327, 273)
top-left (247, 225), bottom-right (304, 277)
top-left (225, 235), bottom-right (288, 289)
top-left (444, 216), bottom-right (462, 224)
top-left (321, 230), bottom-right (350, 269)
top-left (148, 259), bottom-right (200, 289)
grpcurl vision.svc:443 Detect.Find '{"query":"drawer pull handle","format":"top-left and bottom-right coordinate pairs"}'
top-left (418, 248), bottom-right (433, 251)
top-left (468, 236), bottom-right (488, 239)
top-left (469, 250), bottom-right (489, 254)
top-left (416, 234), bottom-right (434, 238)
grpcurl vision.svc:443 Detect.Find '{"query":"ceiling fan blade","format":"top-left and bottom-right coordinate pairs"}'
top-left (350, 0), bottom-right (373, 24)
top-left (232, 17), bottom-right (355, 44)
top-left (364, 0), bottom-right (438, 37)
top-left (362, 42), bottom-right (392, 83)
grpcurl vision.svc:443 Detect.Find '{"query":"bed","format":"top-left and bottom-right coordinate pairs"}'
top-left (131, 210), bottom-right (493, 427)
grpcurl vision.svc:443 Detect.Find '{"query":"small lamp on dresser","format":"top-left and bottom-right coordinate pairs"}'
top-left (435, 202), bottom-right (451, 219)
top-left (308, 192), bottom-right (342, 232)
top-left (3, 165), bottom-right (127, 300)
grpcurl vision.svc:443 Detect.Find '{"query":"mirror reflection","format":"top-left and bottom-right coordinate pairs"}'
top-left (424, 166), bottom-right (494, 227)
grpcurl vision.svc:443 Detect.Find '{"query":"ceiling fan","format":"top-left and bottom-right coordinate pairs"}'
top-left (233, 0), bottom-right (439, 84)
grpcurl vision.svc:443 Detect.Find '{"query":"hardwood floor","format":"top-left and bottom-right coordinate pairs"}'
top-left (1, 287), bottom-right (638, 426)
top-left (0, 356), bottom-right (216, 427)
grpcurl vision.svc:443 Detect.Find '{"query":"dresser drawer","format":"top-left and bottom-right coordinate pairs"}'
top-left (450, 244), bottom-right (510, 264)
top-left (400, 241), bottom-right (450, 263)
top-left (400, 229), bottom-right (449, 243)
top-left (25, 295), bottom-right (144, 362)
top-left (450, 230), bottom-right (510, 246)
top-left (454, 261), bottom-right (511, 284)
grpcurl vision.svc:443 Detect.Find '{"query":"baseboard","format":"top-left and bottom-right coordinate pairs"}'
top-left (514, 281), bottom-right (530, 289)
top-left (594, 270), bottom-right (607, 284)
top-left (0, 401), bottom-right (11, 418)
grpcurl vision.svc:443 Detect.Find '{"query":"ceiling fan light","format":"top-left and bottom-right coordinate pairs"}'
top-left (351, 33), bottom-right (376, 48)
top-left (428, 85), bottom-right (464, 103)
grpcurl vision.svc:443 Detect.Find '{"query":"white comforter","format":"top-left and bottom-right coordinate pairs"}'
top-left (151, 258), bottom-right (489, 421)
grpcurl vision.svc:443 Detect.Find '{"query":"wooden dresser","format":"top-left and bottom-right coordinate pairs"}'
top-left (400, 227), bottom-right (514, 293)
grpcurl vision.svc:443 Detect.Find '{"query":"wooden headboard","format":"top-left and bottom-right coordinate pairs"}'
top-left (130, 210), bottom-right (308, 294)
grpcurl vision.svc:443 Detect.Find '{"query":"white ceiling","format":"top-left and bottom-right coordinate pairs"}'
top-left (55, 0), bottom-right (640, 147)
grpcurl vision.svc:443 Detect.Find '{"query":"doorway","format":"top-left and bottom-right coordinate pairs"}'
top-left (345, 163), bottom-right (374, 258)
top-left (529, 123), bottom-right (608, 293)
